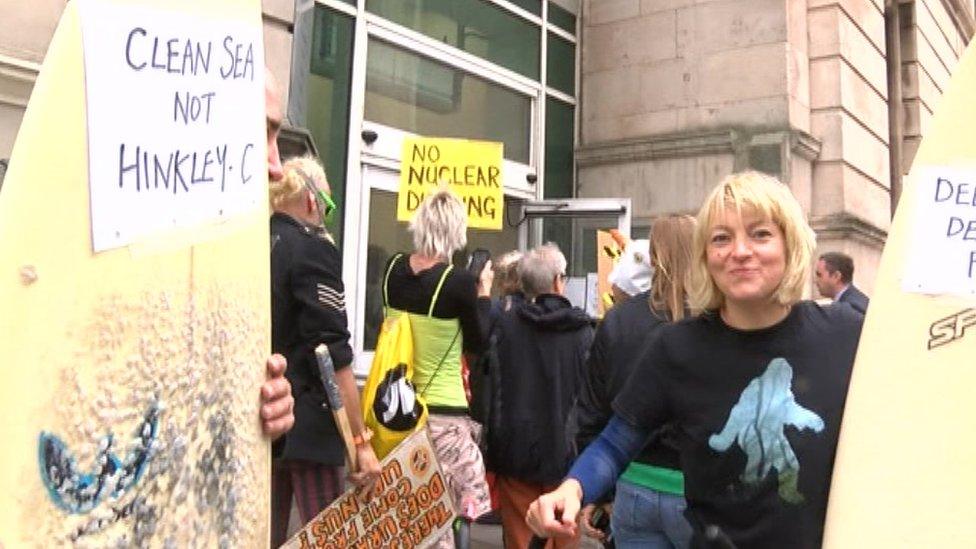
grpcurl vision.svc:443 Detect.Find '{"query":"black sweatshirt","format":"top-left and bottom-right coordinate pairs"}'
top-left (573, 291), bottom-right (683, 473)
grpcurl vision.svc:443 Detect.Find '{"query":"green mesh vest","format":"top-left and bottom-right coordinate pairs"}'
top-left (384, 255), bottom-right (465, 408)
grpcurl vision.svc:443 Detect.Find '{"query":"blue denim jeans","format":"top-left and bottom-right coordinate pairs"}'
top-left (611, 479), bottom-right (693, 549)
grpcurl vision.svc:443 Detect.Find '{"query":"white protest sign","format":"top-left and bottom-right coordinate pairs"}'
top-left (903, 166), bottom-right (976, 296)
top-left (80, 0), bottom-right (265, 252)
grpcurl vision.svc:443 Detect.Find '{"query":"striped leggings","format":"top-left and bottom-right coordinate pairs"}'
top-left (270, 458), bottom-right (343, 547)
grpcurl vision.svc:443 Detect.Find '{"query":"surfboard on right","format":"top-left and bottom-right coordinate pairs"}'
top-left (823, 39), bottom-right (976, 548)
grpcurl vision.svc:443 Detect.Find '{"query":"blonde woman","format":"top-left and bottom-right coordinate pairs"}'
top-left (269, 156), bottom-right (380, 546)
top-left (382, 189), bottom-right (493, 547)
top-left (528, 172), bottom-right (864, 548)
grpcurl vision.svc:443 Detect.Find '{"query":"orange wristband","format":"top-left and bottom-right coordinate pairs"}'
top-left (353, 428), bottom-right (374, 447)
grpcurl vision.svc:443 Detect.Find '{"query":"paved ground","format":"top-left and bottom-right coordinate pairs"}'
top-left (471, 523), bottom-right (504, 548)
top-left (286, 500), bottom-right (601, 548)
top-left (471, 523), bottom-right (603, 548)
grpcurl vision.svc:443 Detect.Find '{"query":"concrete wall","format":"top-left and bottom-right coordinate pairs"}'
top-left (807, 0), bottom-right (891, 294)
top-left (900, 0), bottom-right (972, 172)
top-left (263, 0), bottom-right (295, 111)
top-left (580, 0), bottom-right (793, 143)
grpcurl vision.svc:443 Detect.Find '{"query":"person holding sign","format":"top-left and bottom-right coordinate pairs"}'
top-left (259, 71), bottom-right (294, 441)
top-left (383, 189), bottom-right (494, 548)
top-left (526, 172), bottom-right (864, 548)
top-left (268, 156), bottom-right (381, 546)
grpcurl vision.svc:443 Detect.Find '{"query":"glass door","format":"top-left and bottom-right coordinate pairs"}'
top-left (349, 163), bottom-right (525, 376)
top-left (520, 198), bottom-right (632, 314)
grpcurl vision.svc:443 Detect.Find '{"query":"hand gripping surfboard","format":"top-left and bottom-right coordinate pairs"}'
top-left (823, 39), bottom-right (976, 548)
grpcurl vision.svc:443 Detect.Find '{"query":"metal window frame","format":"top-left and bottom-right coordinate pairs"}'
top-left (308, 0), bottom-right (582, 374)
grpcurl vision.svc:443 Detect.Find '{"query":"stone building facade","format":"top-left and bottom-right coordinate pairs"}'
top-left (576, 0), bottom-right (974, 294)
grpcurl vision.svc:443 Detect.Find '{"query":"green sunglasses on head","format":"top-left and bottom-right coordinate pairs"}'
top-left (298, 169), bottom-right (336, 226)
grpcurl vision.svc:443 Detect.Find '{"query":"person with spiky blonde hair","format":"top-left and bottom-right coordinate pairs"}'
top-left (528, 171), bottom-right (864, 549)
top-left (383, 188), bottom-right (494, 548)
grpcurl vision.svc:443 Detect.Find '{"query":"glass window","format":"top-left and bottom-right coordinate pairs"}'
top-left (544, 96), bottom-right (574, 198)
top-left (306, 6), bottom-right (356, 247)
top-left (547, 2), bottom-right (576, 34)
top-left (363, 188), bottom-right (519, 350)
top-left (540, 218), bottom-right (617, 277)
top-left (546, 32), bottom-right (575, 96)
top-left (508, 0), bottom-right (542, 15)
top-left (366, 0), bottom-right (541, 79)
top-left (632, 224), bottom-right (651, 242)
top-left (364, 39), bottom-right (532, 164)
top-left (537, 215), bottom-right (619, 314)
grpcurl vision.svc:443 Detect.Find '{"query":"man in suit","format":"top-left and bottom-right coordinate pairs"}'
top-left (815, 251), bottom-right (869, 314)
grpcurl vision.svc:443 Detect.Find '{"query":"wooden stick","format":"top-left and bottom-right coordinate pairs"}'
top-left (314, 344), bottom-right (357, 471)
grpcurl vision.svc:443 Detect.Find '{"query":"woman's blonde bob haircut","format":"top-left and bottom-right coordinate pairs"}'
top-left (689, 171), bottom-right (816, 311)
top-left (270, 155), bottom-right (325, 211)
top-left (409, 188), bottom-right (468, 260)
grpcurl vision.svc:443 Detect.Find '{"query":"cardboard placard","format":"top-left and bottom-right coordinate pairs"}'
top-left (283, 430), bottom-right (456, 549)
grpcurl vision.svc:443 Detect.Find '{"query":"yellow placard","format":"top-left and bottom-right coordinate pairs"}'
top-left (596, 230), bottom-right (617, 316)
top-left (398, 137), bottom-right (504, 230)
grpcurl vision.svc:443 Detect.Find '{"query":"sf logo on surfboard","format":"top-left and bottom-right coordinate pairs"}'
top-left (927, 308), bottom-right (976, 350)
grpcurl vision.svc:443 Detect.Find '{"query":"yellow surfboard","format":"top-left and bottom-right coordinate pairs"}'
top-left (823, 40), bottom-right (976, 547)
top-left (0, 1), bottom-right (270, 546)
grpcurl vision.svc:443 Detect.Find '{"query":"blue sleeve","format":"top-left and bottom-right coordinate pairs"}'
top-left (567, 414), bottom-right (651, 505)
top-left (570, 319), bottom-right (613, 453)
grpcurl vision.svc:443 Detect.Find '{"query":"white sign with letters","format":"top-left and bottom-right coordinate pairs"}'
top-left (903, 166), bottom-right (976, 296)
top-left (80, 0), bottom-right (265, 252)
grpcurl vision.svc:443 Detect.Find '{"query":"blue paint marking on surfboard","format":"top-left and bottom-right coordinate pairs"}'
top-left (38, 403), bottom-right (160, 514)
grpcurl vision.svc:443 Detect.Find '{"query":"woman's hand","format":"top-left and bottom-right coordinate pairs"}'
top-left (349, 444), bottom-right (382, 499)
top-left (525, 479), bottom-right (583, 539)
top-left (579, 503), bottom-right (612, 541)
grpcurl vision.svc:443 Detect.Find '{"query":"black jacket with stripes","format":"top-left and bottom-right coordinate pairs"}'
top-left (271, 212), bottom-right (352, 465)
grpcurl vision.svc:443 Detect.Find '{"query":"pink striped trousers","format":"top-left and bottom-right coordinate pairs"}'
top-left (270, 458), bottom-right (343, 547)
